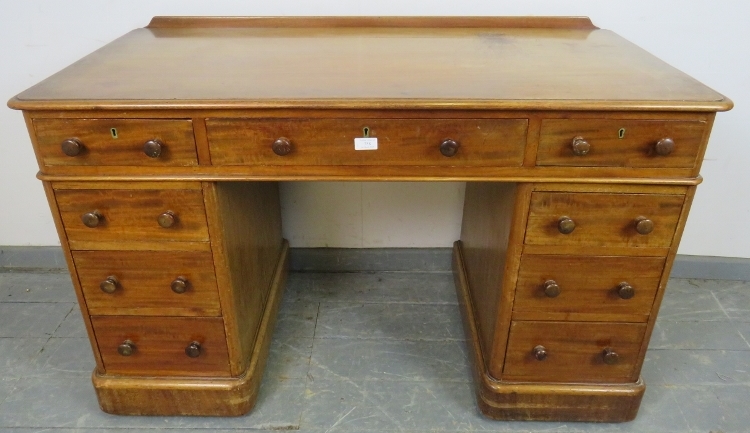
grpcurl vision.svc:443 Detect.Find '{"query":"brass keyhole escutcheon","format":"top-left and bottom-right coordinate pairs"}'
top-left (362, 126), bottom-right (370, 137)
top-left (618, 128), bottom-right (626, 139)
top-left (110, 128), bottom-right (118, 139)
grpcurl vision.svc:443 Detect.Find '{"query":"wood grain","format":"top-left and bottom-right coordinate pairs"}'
top-left (525, 191), bottom-right (685, 249)
top-left (42, 182), bottom-right (105, 371)
top-left (503, 321), bottom-right (646, 383)
top-left (8, 15), bottom-right (732, 422)
top-left (476, 380), bottom-right (645, 422)
top-left (148, 16), bottom-right (599, 29)
top-left (55, 188), bottom-right (209, 247)
top-left (51, 180), bottom-right (201, 190)
top-left (537, 118), bottom-right (707, 169)
top-left (459, 183), bottom-right (517, 365)
top-left (453, 243), bottom-right (645, 422)
top-left (9, 20), bottom-right (730, 112)
top-left (94, 372), bottom-right (255, 416)
top-left (33, 118), bottom-right (197, 166)
top-left (204, 182), bottom-right (283, 376)
top-left (531, 182), bottom-right (690, 194)
top-left (632, 185), bottom-right (698, 377)
top-left (91, 316), bottom-right (230, 377)
top-left (192, 117), bottom-right (212, 165)
top-left (207, 118), bottom-right (527, 166)
top-left (513, 255), bottom-right (665, 322)
top-left (73, 250), bottom-right (220, 316)
top-left (34, 163), bottom-right (708, 183)
top-left (521, 244), bottom-right (670, 257)
top-left (92, 242), bottom-right (289, 415)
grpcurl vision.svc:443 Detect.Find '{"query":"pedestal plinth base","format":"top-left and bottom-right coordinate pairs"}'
top-left (92, 242), bottom-right (289, 416)
top-left (452, 241), bottom-right (645, 422)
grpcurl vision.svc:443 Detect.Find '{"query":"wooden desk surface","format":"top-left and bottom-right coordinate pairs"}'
top-left (8, 16), bottom-right (731, 112)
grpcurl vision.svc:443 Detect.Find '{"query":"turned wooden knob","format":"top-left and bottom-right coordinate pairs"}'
top-left (634, 216), bottom-right (654, 235)
top-left (99, 276), bottom-right (119, 294)
top-left (440, 139), bottom-right (460, 157)
top-left (543, 280), bottom-right (561, 298)
top-left (558, 216), bottom-right (576, 234)
top-left (617, 282), bottom-right (635, 299)
top-left (81, 211), bottom-right (103, 228)
top-left (61, 138), bottom-right (84, 156)
top-left (533, 345), bottom-right (548, 361)
top-left (143, 139), bottom-right (164, 158)
top-left (571, 136), bottom-right (590, 156)
top-left (272, 137), bottom-right (292, 156)
top-left (118, 340), bottom-right (135, 356)
top-left (655, 137), bottom-right (675, 156)
top-left (602, 348), bottom-right (619, 365)
top-left (171, 276), bottom-right (189, 294)
top-left (157, 211), bottom-right (176, 228)
top-left (185, 341), bottom-right (202, 358)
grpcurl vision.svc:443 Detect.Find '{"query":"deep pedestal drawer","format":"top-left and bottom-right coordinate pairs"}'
top-left (91, 316), bottom-right (231, 377)
top-left (55, 188), bottom-right (209, 248)
top-left (524, 191), bottom-right (684, 249)
top-left (503, 320), bottom-right (647, 383)
top-left (73, 250), bottom-right (221, 317)
top-left (513, 254), bottom-right (665, 322)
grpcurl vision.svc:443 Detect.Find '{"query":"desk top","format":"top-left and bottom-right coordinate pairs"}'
top-left (8, 16), bottom-right (731, 112)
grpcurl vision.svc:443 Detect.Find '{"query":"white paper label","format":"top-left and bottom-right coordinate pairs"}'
top-left (354, 137), bottom-right (378, 150)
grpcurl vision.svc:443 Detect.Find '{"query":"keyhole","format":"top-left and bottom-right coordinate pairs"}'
top-left (363, 127), bottom-right (370, 138)
top-left (618, 128), bottom-right (626, 139)
top-left (110, 128), bottom-right (118, 139)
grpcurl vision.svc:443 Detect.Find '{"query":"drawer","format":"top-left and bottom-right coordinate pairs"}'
top-left (206, 118), bottom-right (528, 166)
top-left (55, 188), bottom-right (209, 247)
top-left (514, 255), bottom-right (665, 321)
top-left (525, 192), bottom-right (684, 249)
top-left (537, 119), bottom-right (706, 168)
top-left (91, 316), bottom-right (230, 377)
top-left (73, 250), bottom-right (220, 316)
top-left (503, 321), bottom-right (646, 383)
top-left (33, 118), bottom-right (198, 166)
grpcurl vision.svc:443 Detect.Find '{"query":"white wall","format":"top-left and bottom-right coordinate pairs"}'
top-left (1, 1), bottom-right (748, 256)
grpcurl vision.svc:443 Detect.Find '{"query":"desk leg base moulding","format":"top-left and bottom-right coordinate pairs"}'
top-left (92, 241), bottom-right (289, 416)
top-left (453, 242), bottom-right (645, 422)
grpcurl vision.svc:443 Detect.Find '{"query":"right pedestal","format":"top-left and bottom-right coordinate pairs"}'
top-left (455, 181), bottom-right (695, 422)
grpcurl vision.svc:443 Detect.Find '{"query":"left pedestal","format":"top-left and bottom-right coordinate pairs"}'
top-left (43, 181), bottom-right (287, 416)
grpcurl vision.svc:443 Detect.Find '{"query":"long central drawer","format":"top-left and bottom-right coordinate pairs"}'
top-left (206, 118), bottom-right (528, 166)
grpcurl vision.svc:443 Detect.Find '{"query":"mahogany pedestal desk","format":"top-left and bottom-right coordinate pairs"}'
top-left (9, 16), bottom-right (732, 422)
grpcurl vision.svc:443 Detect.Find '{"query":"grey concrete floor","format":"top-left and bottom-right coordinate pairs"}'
top-left (0, 270), bottom-right (749, 432)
